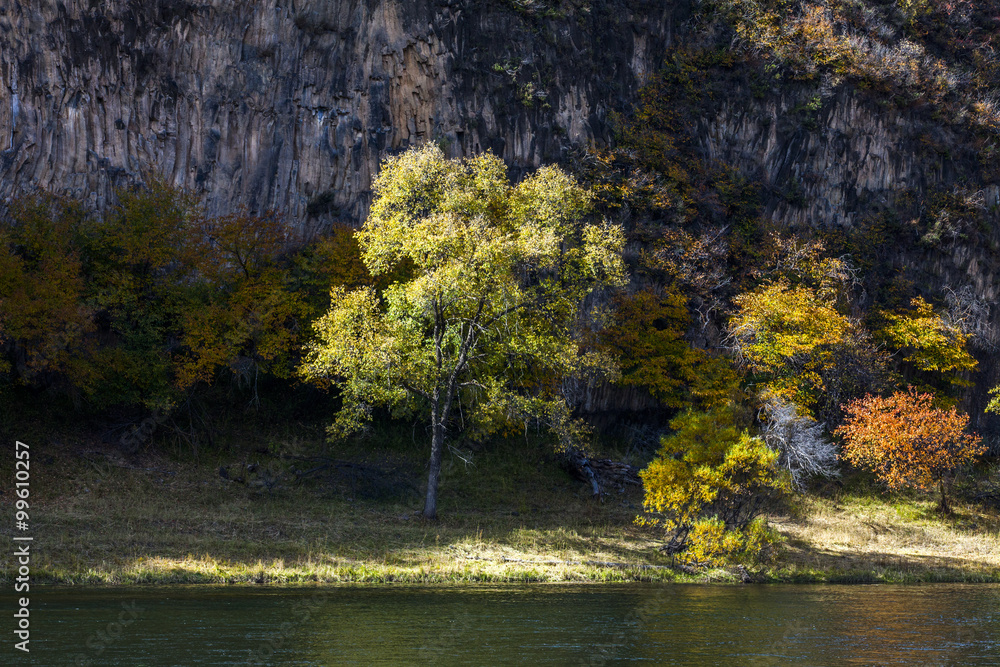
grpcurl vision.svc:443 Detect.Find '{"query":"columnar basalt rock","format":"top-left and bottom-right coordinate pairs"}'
top-left (0, 0), bottom-right (674, 229)
top-left (699, 85), bottom-right (996, 232)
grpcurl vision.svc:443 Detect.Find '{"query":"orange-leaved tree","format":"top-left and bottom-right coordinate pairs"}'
top-left (835, 387), bottom-right (984, 513)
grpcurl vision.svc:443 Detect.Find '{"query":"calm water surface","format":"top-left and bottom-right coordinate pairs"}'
top-left (7, 584), bottom-right (1000, 665)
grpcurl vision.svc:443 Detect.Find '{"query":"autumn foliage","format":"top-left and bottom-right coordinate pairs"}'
top-left (601, 289), bottom-right (737, 409)
top-left (0, 196), bottom-right (92, 385)
top-left (174, 210), bottom-right (307, 397)
top-left (0, 186), bottom-right (371, 414)
top-left (876, 296), bottom-right (978, 390)
top-left (639, 404), bottom-right (789, 561)
top-left (835, 388), bottom-right (984, 512)
top-left (300, 145), bottom-right (627, 518)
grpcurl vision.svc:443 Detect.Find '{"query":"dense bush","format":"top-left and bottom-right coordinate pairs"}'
top-left (600, 288), bottom-right (738, 410)
top-left (638, 405), bottom-right (790, 558)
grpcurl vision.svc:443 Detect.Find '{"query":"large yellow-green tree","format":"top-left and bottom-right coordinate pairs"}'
top-left (300, 145), bottom-right (627, 519)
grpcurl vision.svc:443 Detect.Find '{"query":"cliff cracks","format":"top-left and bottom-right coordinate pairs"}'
top-left (0, 0), bottom-right (674, 227)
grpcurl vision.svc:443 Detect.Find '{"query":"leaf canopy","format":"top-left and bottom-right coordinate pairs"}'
top-left (878, 296), bottom-right (977, 380)
top-left (302, 144), bottom-right (627, 443)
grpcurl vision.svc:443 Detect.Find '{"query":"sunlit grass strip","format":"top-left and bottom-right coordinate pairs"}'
top-left (7, 555), bottom-right (689, 586)
top-left (768, 492), bottom-right (1000, 583)
top-left (14, 548), bottom-right (999, 586)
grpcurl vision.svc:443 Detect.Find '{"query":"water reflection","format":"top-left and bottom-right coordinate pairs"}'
top-left (7, 584), bottom-right (998, 665)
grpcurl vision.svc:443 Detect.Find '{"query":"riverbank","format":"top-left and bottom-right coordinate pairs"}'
top-left (2, 433), bottom-right (999, 586)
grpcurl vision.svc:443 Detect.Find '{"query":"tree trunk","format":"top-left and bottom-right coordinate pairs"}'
top-left (423, 416), bottom-right (445, 520)
top-left (938, 479), bottom-right (951, 515)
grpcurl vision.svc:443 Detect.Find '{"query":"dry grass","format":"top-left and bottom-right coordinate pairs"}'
top-left (0, 433), bottom-right (691, 585)
top-left (3, 422), bottom-right (999, 585)
top-left (768, 491), bottom-right (1000, 582)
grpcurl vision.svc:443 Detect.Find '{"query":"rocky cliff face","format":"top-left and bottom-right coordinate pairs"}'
top-left (5, 0), bottom-right (1000, 430)
top-left (697, 80), bottom-right (999, 312)
top-left (0, 0), bottom-right (675, 229)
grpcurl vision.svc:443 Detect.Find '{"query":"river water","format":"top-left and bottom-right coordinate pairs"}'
top-left (8, 583), bottom-right (1000, 664)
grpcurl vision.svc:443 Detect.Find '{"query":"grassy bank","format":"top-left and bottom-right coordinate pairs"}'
top-left (770, 490), bottom-right (1000, 583)
top-left (2, 420), bottom-right (999, 586)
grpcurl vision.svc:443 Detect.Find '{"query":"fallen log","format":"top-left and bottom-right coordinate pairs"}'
top-left (562, 449), bottom-right (642, 497)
